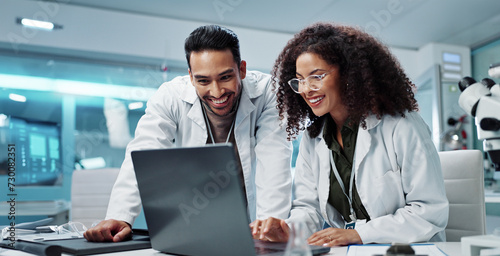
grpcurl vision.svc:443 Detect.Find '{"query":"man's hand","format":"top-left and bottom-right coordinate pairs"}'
top-left (307, 227), bottom-right (362, 247)
top-left (250, 217), bottom-right (290, 242)
top-left (83, 219), bottom-right (132, 242)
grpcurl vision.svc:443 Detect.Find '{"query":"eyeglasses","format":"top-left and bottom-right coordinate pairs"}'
top-left (55, 221), bottom-right (88, 236)
top-left (287, 70), bottom-right (335, 93)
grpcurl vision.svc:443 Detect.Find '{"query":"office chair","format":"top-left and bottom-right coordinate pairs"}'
top-left (70, 168), bottom-right (120, 228)
top-left (439, 149), bottom-right (486, 241)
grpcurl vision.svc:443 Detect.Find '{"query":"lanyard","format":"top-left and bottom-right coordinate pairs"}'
top-left (329, 152), bottom-right (357, 222)
top-left (202, 105), bottom-right (235, 144)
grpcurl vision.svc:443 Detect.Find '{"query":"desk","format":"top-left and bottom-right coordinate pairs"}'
top-left (485, 189), bottom-right (500, 234)
top-left (79, 242), bottom-right (464, 255)
top-left (0, 200), bottom-right (70, 226)
top-left (0, 242), bottom-right (464, 256)
top-left (485, 189), bottom-right (500, 204)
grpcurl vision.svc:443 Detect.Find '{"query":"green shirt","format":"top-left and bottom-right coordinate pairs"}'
top-left (323, 116), bottom-right (370, 223)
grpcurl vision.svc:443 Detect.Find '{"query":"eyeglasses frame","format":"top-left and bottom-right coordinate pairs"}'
top-left (287, 69), bottom-right (335, 94)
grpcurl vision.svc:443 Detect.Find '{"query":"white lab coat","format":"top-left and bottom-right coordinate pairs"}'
top-left (106, 71), bottom-right (292, 224)
top-left (288, 112), bottom-right (449, 243)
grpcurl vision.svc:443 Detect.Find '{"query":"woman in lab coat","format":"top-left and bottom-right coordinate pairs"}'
top-left (251, 22), bottom-right (449, 246)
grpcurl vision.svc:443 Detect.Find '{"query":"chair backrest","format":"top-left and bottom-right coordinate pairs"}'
top-left (70, 168), bottom-right (120, 228)
top-left (439, 150), bottom-right (486, 241)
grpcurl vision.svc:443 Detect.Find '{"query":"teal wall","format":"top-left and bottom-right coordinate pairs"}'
top-left (472, 39), bottom-right (500, 83)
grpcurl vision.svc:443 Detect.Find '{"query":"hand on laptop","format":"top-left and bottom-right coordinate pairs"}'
top-left (250, 217), bottom-right (290, 242)
top-left (251, 218), bottom-right (363, 247)
top-left (307, 227), bottom-right (362, 247)
top-left (83, 219), bottom-right (132, 242)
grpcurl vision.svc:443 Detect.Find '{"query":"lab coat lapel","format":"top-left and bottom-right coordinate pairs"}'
top-left (354, 115), bottom-right (381, 172)
top-left (182, 84), bottom-right (208, 144)
top-left (187, 98), bottom-right (206, 129)
top-left (354, 127), bottom-right (371, 173)
top-left (180, 82), bottom-right (205, 128)
top-left (235, 86), bottom-right (255, 130)
top-left (233, 82), bottom-right (256, 190)
top-left (314, 131), bottom-right (332, 216)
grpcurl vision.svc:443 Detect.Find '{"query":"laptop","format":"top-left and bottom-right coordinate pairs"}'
top-left (131, 144), bottom-right (330, 256)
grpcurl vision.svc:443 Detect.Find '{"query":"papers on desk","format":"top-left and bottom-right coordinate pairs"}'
top-left (1, 218), bottom-right (85, 242)
top-left (1, 218), bottom-right (53, 239)
top-left (18, 231), bottom-right (83, 242)
top-left (347, 244), bottom-right (447, 256)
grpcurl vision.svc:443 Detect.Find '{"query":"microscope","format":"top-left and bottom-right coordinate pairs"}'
top-left (458, 63), bottom-right (500, 183)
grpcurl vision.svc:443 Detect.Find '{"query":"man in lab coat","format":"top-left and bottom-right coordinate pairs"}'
top-left (84, 25), bottom-right (292, 242)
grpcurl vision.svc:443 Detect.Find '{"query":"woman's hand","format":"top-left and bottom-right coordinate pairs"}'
top-left (307, 227), bottom-right (362, 247)
top-left (249, 217), bottom-right (290, 242)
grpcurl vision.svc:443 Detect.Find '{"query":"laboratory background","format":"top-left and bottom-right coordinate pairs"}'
top-left (1, 0), bottom-right (500, 238)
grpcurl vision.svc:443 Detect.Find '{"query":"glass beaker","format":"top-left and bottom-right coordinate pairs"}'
top-left (284, 221), bottom-right (312, 256)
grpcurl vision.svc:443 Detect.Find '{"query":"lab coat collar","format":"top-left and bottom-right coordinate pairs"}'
top-left (364, 114), bottom-right (381, 130)
top-left (235, 86), bottom-right (256, 129)
top-left (178, 76), bottom-right (205, 129)
top-left (234, 72), bottom-right (265, 127)
top-left (314, 114), bottom-right (381, 175)
top-left (241, 71), bottom-right (266, 99)
top-left (354, 114), bottom-right (380, 171)
top-left (179, 75), bottom-right (198, 104)
top-left (187, 97), bottom-right (206, 129)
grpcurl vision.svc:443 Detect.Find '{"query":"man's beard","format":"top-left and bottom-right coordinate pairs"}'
top-left (202, 90), bottom-right (242, 117)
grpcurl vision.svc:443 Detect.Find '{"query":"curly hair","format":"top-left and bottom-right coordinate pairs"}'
top-left (273, 22), bottom-right (418, 140)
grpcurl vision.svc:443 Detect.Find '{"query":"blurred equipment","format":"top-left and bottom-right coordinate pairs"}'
top-left (489, 62), bottom-right (500, 78)
top-left (441, 115), bottom-right (468, 150)
top-left (458, 63), bottom-right (500, 171)
top-left (384, 244), bottom-right (415, 255)
top-left (414, 62), bottom-right (473, 151)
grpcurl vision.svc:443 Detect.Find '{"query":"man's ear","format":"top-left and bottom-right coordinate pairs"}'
top-left (239, 60), bottom-right (247, 80)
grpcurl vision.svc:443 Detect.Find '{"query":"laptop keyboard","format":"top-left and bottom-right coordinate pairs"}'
top-left (254, 246), bottom-right (284, 255)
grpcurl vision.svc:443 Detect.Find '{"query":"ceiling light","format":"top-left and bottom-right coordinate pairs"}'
top-left (9, 93), bottom-right (27, 102)
top-left (16, 17), bottom-right (62, 30)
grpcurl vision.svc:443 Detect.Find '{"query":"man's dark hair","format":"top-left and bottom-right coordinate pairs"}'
top-left (184, 25), bottom-right (241, 69)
